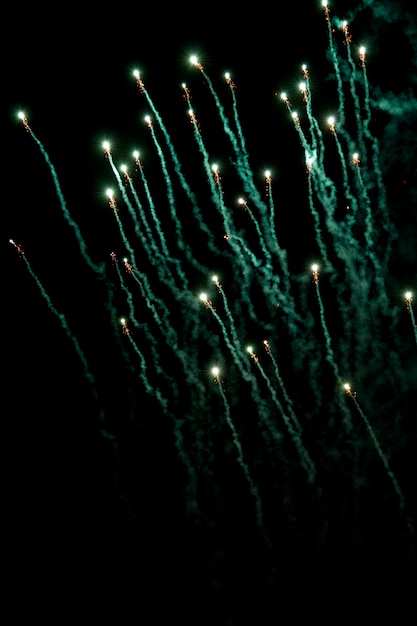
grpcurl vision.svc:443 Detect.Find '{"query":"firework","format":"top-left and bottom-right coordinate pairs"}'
top-left (10, 3), bottom-right (416, 619)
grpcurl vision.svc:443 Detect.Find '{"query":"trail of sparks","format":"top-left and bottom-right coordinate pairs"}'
top-left (212, 366), bottom-right (269, 544)
top-left (344, 383), bottom-right (406, 512)
top-left (405, 292), bottom-right (417, 348)
top-left (13, 4), bottom-right (415, 566)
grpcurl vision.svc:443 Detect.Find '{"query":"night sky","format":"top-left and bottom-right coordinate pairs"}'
top-left (4, 1), bottom-right (417, 623)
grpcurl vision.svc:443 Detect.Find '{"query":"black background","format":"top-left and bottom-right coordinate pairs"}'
top-left (3, 1), bottom-right (417, 623)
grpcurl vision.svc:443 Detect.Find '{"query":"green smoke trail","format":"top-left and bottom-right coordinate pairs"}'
top-left (199, 294), bottom-right (251, 379)
top-left (144, 121), bottom-right (191, 286)
top-left (352, 159), bottom-right (391, 313)
top-left (323, 2), bottom-right (346, 128)
top-left (340, 23), bottom-right (367, 159)
top-left (405, 297), bottom-right (417, 348)
top-left (360, 55), bottom-right (396, 272)
top-left (122, 167), bottom-right (160, 254)
top-left (134, 74), bottom-right (212, 273)
top-left (312, 272), bottom-right (353, 434)
top-left (108, 151), bottom-right (186, 300)
top-left (199, 294), bottom-right (284, 458)
top-left (247, 347), bottom-right (317, 485)
top-left (121, 318), bottom-right (199, 517)
top-left (263, 340), bottom-right (302, 435)
top-left (19, 119), bottom-right (104, 277)
top-left (134, 155), bottom-right (173, 262)
top-left (184, 103), bottom-right (237, 245)
top-left (345, 386), bottom-right (405, 512)
top-left (11, 241), bottom-right (106, 425)
top-left (212, 368), bottom-right (269, 545)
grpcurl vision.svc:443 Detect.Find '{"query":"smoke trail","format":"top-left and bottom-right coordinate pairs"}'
top-left (247, 346), bottom-right (317, 485)
top-left (311, 265), bottom-right (353, 434)
top-left (344, 384), bottom-right (405, 512)
top-left (17, 113), bottom-right (105, 277)
top-left (121, 317), bottom-right (199, 517)
top-left (405, 293), bottom-right (417, 348)
top-left (212, 367), bottom-right (268, 544)
top-left (9, 239), bottom-right (106, 425)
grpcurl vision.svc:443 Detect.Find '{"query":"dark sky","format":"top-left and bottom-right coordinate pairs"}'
top-left (4, 1), bottom-right (417, 623)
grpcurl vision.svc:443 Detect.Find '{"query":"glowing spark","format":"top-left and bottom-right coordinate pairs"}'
top-left (247, 346), bottom-right (258, 363)
top-left (133, 69), bottom-right (144, 91)
top-left (299, 81), bottom-right (308, 100)
top-left (9, 238), bottom-right (25, 257)
top-left (190, 55), bottom-right (203, 71)
top-left (211, 366), bottom-right (221, 384)
top-left (327, 116), bottom-right (336, 133)
top-left (123, 257), bottom-right (134, 273)
top-left (291, 111), bottom-right (300, 125)
top-left (224, 72), bottom-right (236, 90)
top-left (106, 188), bottom-right (118, 212)
top-left (120, 318), bottom-right (130, 335)
top-left (18, 111), bottom-right (30, 131)
top-left (322, 0), bottom-right (330, 20)
top-left (311, 263), bottom-right (320, 284)
top-left (199, 292), bottom-right (214, 310)
top-left (212, 163), bottom-right (222, 186)
top-left (212, 275), bottom-right (222, 291)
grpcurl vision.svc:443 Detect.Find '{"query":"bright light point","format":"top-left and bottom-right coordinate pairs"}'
top-left (120, 164), bottom-right (127, 172)
top-left (302, 64), bottom-right (307, 71)
top-left (359, 46), bottom-right (366, 55)
top-left (225, 72), bottom-right (230, 80)
top-left (311, 263), bottom-right (319, 272)
top-left (133, 150), bottom-right (139, 159)
top-left (106, 189), bottom-right (114, 198)
top-left (120, 318), bottom-right (126, 325)
top-left (328, 116), bottom-right (335, 126)
top-left (102, 141), bottom-right (110, 151)
top-left (342, 20), bottom-right (347, 28)
top-left (265, 170), bottom-right (271, 179)
top-left (190, 55), bottom-right (198, 65)
top-left (211, 366), bottom-right (220, 377)
top-left (212, 275), bottom-right (218, 283)
top-left (238, 197), bottom-right (245, 205)
top-left (199, 293), bottom-right (208, 302)
top-left (212, 164), bottom-right (218, 172)
top-left (280, 92), bottom-right (287, 101)
top-left (145, 115), bottom-right (151, 123)
top-left (299, 82), bottom-right (306, 92)
top-left (18, 111), bottom-right (25, 120)
top-left (133, 69), bottom-right (140, 78)
top-left (246, 346), bottom-right (253, 354)
top-left (322, 0), bottom-right (328, 7)
top-left (343, 383), bottom-right (351, 392)
top-left (405, 291), bottom-right (412, 301)
top-left (292, 111), bottom-right (298, 119)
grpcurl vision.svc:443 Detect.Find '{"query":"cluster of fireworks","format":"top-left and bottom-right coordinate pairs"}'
top-left (12, 1), bottom-right (415, 550)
